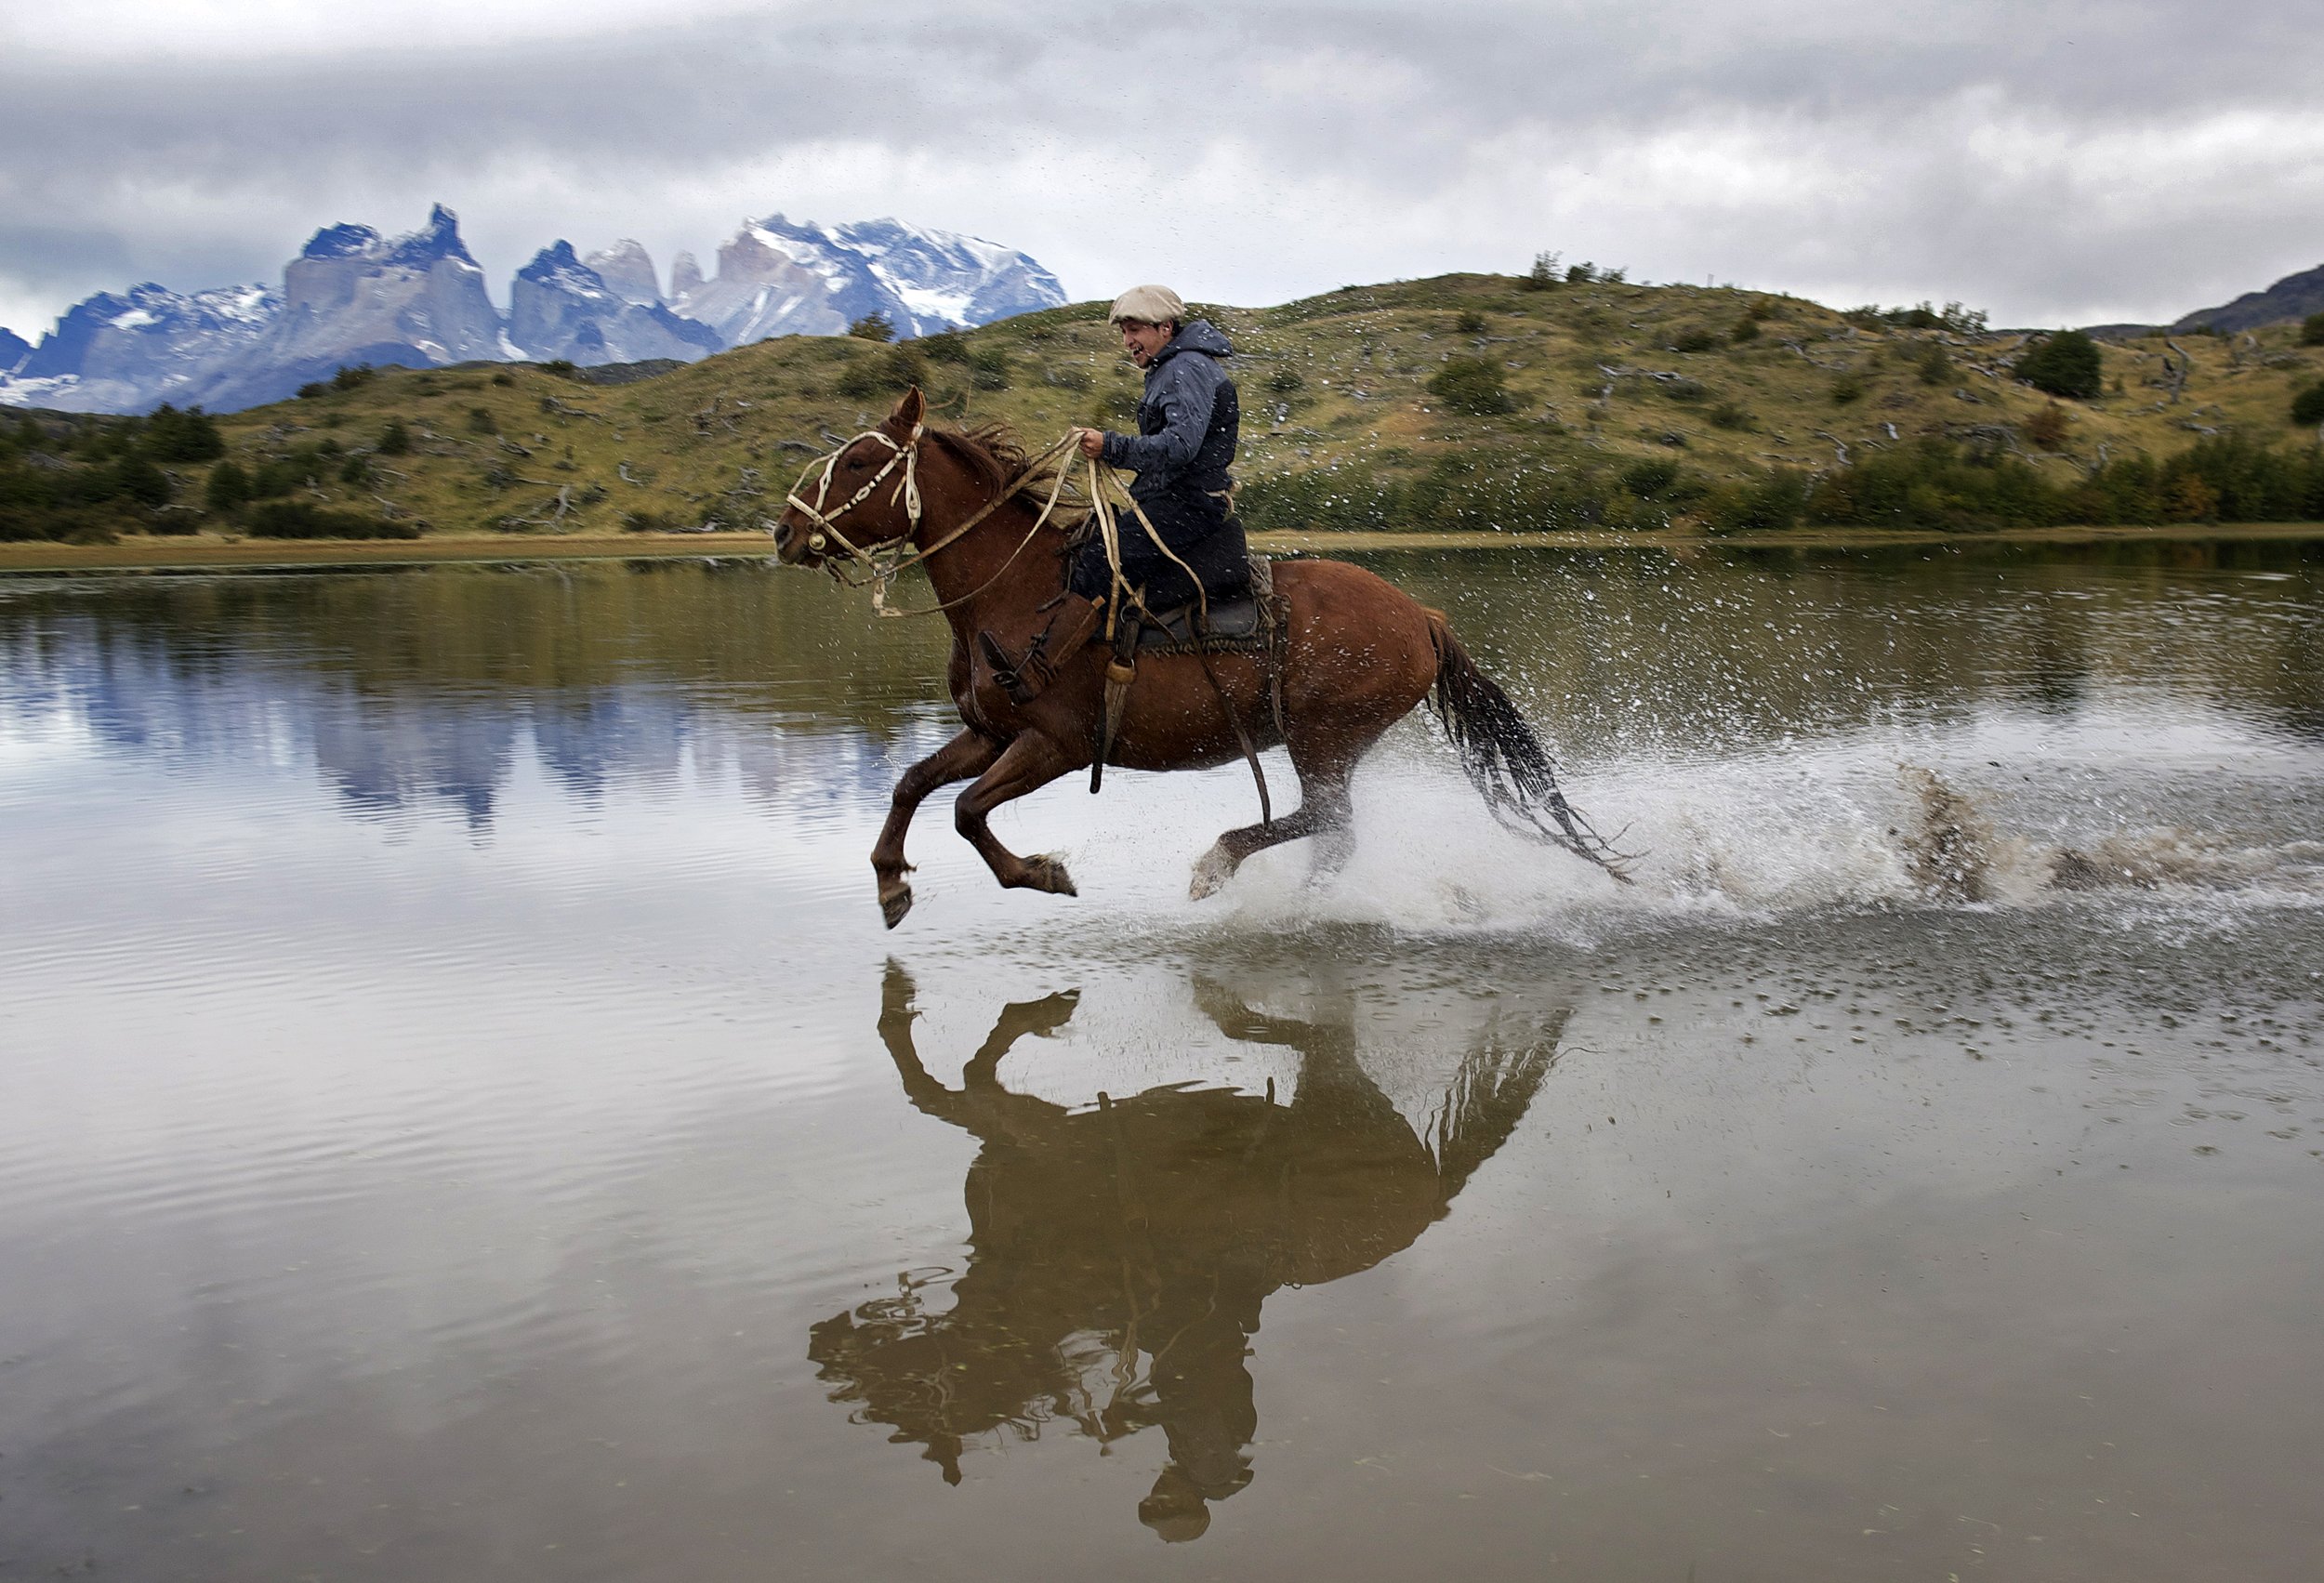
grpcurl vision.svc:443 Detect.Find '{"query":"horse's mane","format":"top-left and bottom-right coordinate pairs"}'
top-left (924, 420), bottom-right (1072, 507)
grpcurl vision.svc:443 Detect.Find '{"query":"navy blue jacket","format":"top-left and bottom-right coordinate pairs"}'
top-left (1100, 319), bottom-right (1238, 511)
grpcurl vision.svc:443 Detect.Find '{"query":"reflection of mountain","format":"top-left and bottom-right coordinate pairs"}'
top-left (811, 967), bottom-right (1570, 1541)
top-left (0, 566), bottom-right (949, 829)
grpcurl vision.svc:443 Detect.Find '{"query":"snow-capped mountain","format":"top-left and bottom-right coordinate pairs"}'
top-left (1, 282), bottom-right (280, 414)
top-left (508, 242), bottom-right (722, 364)
top-left (0, 205), bottom-right (1067, 415)
top-left (186, 204), bottom-right (505, 412)
top-left (674, 214), bottom-right (1065, 345)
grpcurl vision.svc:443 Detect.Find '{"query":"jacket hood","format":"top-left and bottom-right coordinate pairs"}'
top-left (1157, 318), bottom-right (1233, 362)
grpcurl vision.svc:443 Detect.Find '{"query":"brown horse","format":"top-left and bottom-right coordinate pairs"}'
top-left (772, 388), bottom-right (1622, 927)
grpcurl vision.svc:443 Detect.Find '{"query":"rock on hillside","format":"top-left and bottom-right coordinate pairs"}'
top-left (508, 242), bottom-right (723, 365)
top-left (671, 214), bottom-right (1065, 344)
top-left (2173, 261), bottom-right (2324, 334)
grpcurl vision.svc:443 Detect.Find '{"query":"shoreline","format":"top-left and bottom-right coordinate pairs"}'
top-left (2, 521), bottom-right (2320, 574)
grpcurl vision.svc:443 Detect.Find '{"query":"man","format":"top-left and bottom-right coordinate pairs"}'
top-left (979, 284), bottom-right (1250, 705)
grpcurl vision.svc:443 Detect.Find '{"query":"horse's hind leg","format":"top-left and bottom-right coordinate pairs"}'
top-left (1190, 738), bottom-right (1361, 900)
top-left (872, 729), bottom-right (1001, 929)
top-left (955, 731), bottom-right (1082, 898)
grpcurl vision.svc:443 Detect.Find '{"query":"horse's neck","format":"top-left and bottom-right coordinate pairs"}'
top-left (916, 491), bottom-right (1063, 642)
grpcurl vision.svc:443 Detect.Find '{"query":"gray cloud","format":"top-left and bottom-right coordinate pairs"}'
top-left (4, 1), bottom-right (2321, 337)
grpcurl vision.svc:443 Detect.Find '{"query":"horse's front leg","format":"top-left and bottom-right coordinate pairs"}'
top-left (872, 729), bottom-right (1003, 929)
top-left (954, 730), bottom-right (1082, 899)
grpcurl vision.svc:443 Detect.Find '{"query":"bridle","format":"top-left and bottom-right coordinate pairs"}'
top-left (782, 422), bottom-right (926, 574)
top-left (776, 424), bottom-right (1078, 618)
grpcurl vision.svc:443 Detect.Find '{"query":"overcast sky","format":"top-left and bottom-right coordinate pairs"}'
top-left (4, 0), bottom-right (2321, 338)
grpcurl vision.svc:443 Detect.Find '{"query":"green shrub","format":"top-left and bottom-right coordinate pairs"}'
top-left (466, 405), bottom-right (497, 434)
top-left (205, 460), bottom-right (252, 512)
top-left (1729, 316), bottom-right (1760, 344)
top-left (143, 404), bottom-right (225, 463)
top-left (2293, 311), bottom-right (2324, 347)
top-left (333, 363), bottom-right (376, 391)
top-left (920, 330), bottom-right (971, 364)
top-left (969, 346), bottom-right (1011, 390)
top-left (1670, 326), bottom-right (1721, 353)
top-left (1429, 357), bottom-right (1515, 416)
top-left (1708, 402), bottom-right (1753, 430)
top-left (2291, 382), bottom-right (2324, 427)
top-left (848, 312), bottom-right (897, 343)
top-left (1455, 310), bottom-right (1487, 334)
top-left (1661, 377), bottom-right (1710, 403)
top-left (376, 419), bottom-right (412, 455)
top-left (1705, 468), bottom-right (1809, 533)
top-left (109, 454), bottom-right (171, 508)
top-left (1829, 374), bottom-right (1866, 404)
top-left (244, 501), bottom-right (418, 539)
top-left (338, 454), bottom-right (372, 486)
top-left (1620, 457), bottom-right (1682, 497)
top-left (1520, 252), bottom-right (1561, 291)
top-left (2014, 330), bottom-right (2103, 400)
top-left (1265, 366), bottom-right (1303, 393)
top-left (1917, 344), bottom-right (1952, 386)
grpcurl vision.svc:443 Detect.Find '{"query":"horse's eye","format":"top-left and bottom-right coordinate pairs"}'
top-left (842, 456), bottom-right (868, 471)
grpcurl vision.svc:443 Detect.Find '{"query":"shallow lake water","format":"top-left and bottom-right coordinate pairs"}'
top-left (2, 541), bottom-right (2320, 1581)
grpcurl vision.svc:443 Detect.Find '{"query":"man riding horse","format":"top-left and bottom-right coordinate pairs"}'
top-left (978, 284), bottom-right (1252, 704)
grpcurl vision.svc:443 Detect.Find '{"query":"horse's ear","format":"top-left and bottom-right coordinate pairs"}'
top-left (888, 385), bottom-right (926, 432)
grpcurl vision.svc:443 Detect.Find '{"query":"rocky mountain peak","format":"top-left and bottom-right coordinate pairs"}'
top-left (301, 222), bottom-right (383, 260)
top-left (585, 240), bottom-right (664, 306)
top-left (382, 204), bottom-right (477, 270)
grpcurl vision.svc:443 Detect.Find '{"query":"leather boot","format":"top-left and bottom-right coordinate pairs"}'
top-left (977, 593), bottom-right (1105, 705)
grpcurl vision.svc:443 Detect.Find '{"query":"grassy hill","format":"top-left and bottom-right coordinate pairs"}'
top-left (8, 272), bottom-right (2324, 547)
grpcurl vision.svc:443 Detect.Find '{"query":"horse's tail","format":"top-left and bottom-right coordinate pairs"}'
top-left (1425, 613), bottom-right (1632, 882)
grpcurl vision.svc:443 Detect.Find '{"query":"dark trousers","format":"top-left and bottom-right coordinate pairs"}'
top-left (1068, 491), bottom-right (1250, 613)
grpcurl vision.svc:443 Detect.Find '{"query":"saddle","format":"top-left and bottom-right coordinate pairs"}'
top-left (1128, 557), bottom-right (1275, 656)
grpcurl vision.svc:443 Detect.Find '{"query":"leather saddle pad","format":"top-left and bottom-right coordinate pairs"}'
top-left (1134, 595), bottom-right (1263, 653)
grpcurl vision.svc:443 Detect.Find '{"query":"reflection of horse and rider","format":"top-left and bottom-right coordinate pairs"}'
top-left (808, 965), bottom-right (1572, 1542)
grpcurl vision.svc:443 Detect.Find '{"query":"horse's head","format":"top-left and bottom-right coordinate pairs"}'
top-left (772, 387), bottom-right (927, 567)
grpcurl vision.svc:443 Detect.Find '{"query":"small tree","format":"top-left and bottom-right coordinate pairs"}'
top-left (1521, 251), bottom-right (1562, 291)
top-left (2026, 402), bottom-right (2071, 450)
top-left (2300, 312), bottom-right (2324, 348)
top-left (1428, 357), bottom-right (1514, 416)
top-left (2014, 330), bottom-right (2103, 400)
top-left (376, 419), bottom-right (413, 456)
top-left (2291, 382), bottom-right (2324, 427)
top-left (848, 312), bottom-right (897, 343)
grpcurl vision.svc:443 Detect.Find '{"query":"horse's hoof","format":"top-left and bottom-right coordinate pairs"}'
top-left (878, 883), bottom-right (914, 929)
top-left (1189, 845), bottom-right (1237, 901)
top-left (1023, 854), bottom-right (1077, 897)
